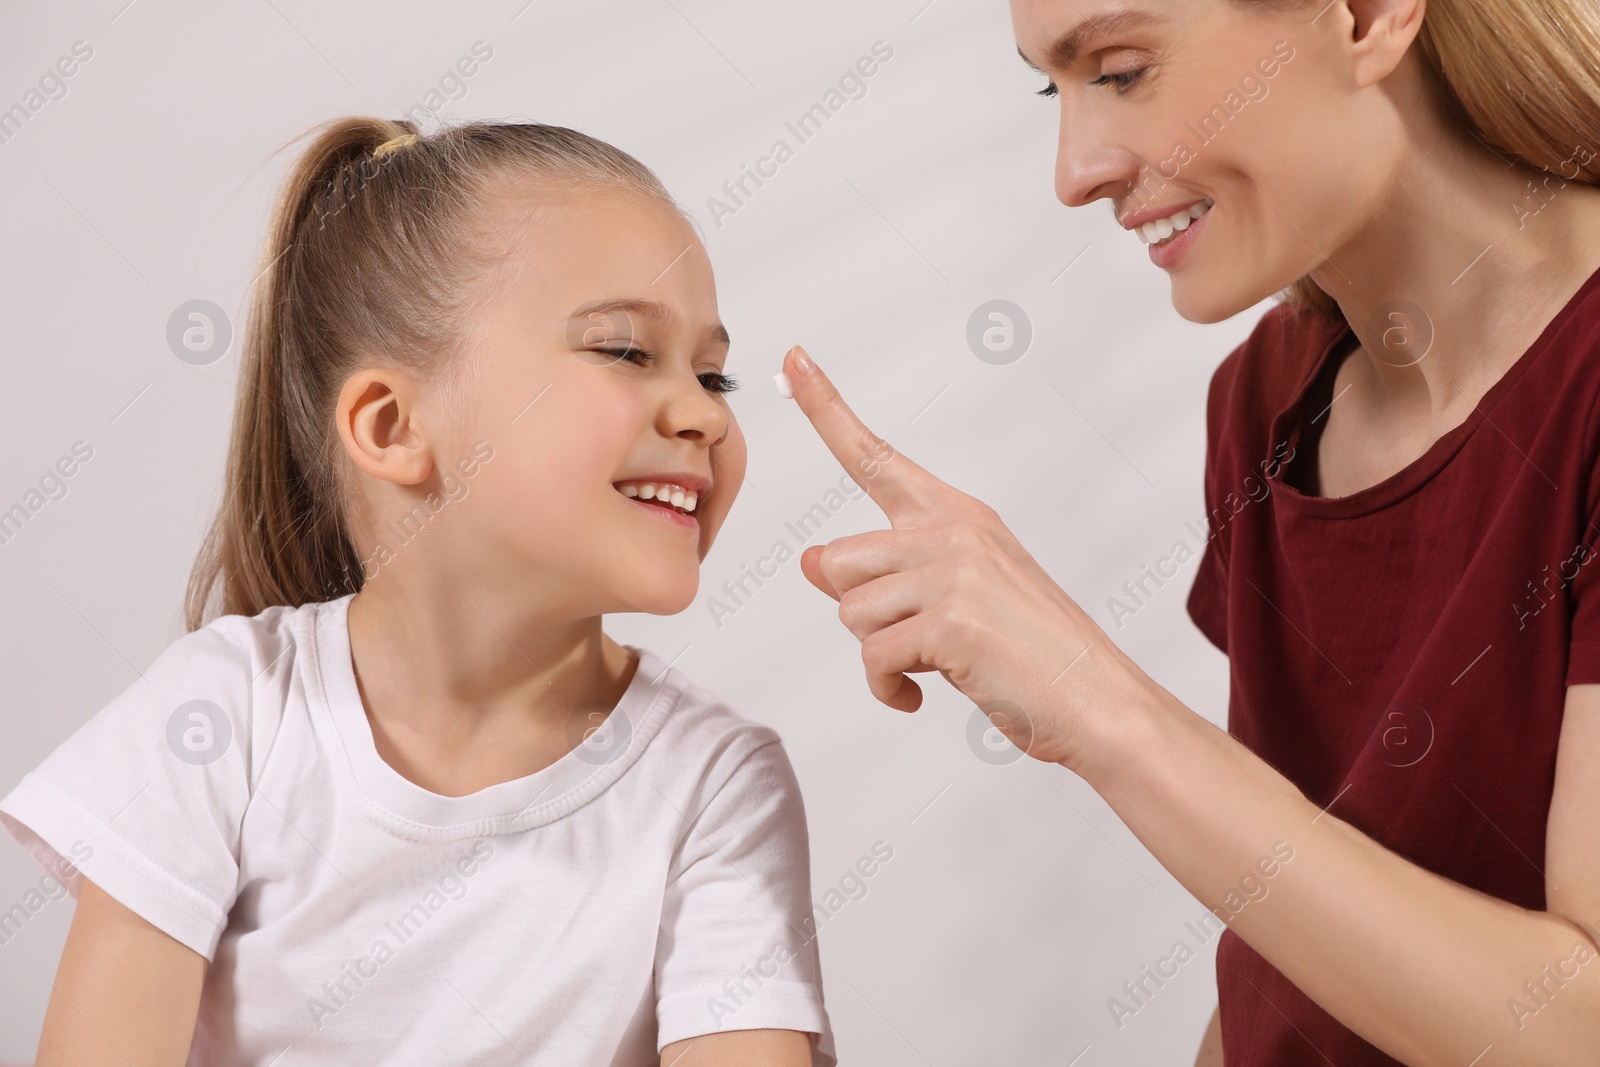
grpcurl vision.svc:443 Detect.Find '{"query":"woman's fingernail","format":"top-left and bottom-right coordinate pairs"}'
top-left (791, 345), bottom-right (816, 376)
top-left (773, 371), bottom-right (794, 399)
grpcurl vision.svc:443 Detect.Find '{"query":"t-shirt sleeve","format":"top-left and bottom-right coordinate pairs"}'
top-left (653, 733), bottom-right (836, 1066)
top-left (0, 620), bottom-right (257, 960)
top-left (1187, 346), bottom-right (1240, 655)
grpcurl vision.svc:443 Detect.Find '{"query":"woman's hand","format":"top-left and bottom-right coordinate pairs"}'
top-left (781, 345), bottom-right (1165, 772)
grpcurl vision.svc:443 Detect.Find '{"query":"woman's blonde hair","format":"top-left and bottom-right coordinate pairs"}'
top-left (1275, 0), bottom-right (1600, 314)
top-left (184, 118), bottom-right (683, 631)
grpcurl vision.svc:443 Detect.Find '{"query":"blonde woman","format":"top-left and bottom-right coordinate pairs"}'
top-left (777, 0), bottom-right (1600, 1063)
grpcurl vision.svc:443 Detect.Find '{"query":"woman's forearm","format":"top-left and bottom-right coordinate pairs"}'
top-left (1078, 687), bottom-right (1600, 1067)
top-left (1193, 1006), bottom-right (1222, 1067)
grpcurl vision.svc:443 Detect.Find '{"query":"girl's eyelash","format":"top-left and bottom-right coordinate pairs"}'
top-left (592, 346), bottom-right (741, 395)
top-left (702, 372), bottom-right (740, 395)
top-left (1036, 68), bottom-right (1148, 97)
top-left (596, 344), bottom-right (656, 367)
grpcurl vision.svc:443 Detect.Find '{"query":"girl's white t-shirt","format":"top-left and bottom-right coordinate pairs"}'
top-left (0, 594), bottom-right (836, 1066)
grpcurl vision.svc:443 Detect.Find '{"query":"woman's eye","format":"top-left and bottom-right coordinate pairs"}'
top-left (699, 372), bottom-right (740, 395)
top-left (1037, 67), bottom-right (1147, 98)
top-left (1092, 69), bottom-right (1147, 94)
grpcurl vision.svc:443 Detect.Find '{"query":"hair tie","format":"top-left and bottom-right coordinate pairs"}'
top-left (371, 132), bottom-right (418, 160)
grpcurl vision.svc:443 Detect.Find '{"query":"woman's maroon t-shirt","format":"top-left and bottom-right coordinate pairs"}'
top-left (1186, 263), bottom-right (1600, 1065)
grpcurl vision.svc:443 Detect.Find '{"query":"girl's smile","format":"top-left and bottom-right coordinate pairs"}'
top-left (614, 474), bottom-right (712, 530)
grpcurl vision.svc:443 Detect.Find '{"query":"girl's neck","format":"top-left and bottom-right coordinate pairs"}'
top-left (344, 572), bottom-right (638, 797)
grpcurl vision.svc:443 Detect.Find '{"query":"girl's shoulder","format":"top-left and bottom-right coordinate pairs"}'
top-left (0, 598), bottom-right (324, 959)
top-left (27, 598), bottom-right (318, 783)
top-left (645, 655), bottom-right (784, 741)
top-left (629, 651), bottom-right (798, 794)
top-left (132, 598), bottom-right (321, 766)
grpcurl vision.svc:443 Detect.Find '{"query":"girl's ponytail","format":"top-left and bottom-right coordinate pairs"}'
top-left (185, 116), bottom-right (682, 631)
top-left (186, 119), bottom-right (402, 631)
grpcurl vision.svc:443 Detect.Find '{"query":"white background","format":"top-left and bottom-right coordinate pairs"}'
top-left (0, 1), bottom-right (1274, 1062)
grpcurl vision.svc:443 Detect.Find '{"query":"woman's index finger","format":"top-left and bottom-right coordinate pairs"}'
top-left (781, 346), bottom-right (941, 526)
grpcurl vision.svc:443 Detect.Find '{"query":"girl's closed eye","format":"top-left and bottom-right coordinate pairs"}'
top-left (594, 343), bottom-right (656, 367)
top-left (593, 344), bottom-right (741, 394)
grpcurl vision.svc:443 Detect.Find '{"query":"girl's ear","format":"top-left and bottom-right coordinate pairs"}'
top-left (335, 369), bottom-right (435, 486)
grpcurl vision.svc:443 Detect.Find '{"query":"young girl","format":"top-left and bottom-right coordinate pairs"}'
top-left (0, 117), bottom-right (836, 1067)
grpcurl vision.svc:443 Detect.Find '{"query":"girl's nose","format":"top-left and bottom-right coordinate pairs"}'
top-left (658, 373), bottom-right (731, 446)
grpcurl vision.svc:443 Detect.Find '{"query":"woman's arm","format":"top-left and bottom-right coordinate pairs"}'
top-left (778, 345), bottom-right (1600, 1067)
top-left (1194, 1006), bottom-right (1222, 1067)
top-left (660, 1028), bottom-right (813, 1066)
top-left (35, 877), bottom-right (207, 1067)
top-left (1084, 677), bottom-right (1600, 1067)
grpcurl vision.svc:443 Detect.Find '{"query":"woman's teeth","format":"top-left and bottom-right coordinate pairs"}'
top-left (1138, 199), bottom-right (1213, 245)
top-left (618, 482), bottom-right (699, 514)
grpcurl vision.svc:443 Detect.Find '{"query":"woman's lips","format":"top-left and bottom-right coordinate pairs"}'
top-left (1149, 204), bottom-right (1210, 269)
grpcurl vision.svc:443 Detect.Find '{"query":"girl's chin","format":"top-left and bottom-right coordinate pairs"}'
top-left (618, 577), bottom-right (700, 617)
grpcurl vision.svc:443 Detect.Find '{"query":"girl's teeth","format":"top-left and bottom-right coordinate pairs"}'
top-left (616, 481), bottom-right (702, 514)
top-left (1139, 198), bottom-right (1213, 245)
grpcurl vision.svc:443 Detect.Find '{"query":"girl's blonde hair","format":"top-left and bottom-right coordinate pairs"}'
top-left (184, 118), bottom-right (682, 631)
top-left (1274, 0), bottom-right (1600, 314)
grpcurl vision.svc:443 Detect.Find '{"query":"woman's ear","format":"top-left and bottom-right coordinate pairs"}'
top-left (1344, 0), bottom-right (1427, 90)
top-left (335, 368), bottom-right (435, 486)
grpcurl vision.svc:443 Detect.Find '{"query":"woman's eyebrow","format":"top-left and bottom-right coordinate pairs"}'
top-left (567, 297), bottom-right (731, 349)
top-left (1017, 9), bottom-right (1169, 72)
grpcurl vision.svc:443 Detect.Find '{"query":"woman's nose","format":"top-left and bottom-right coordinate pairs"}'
top-left (1052, 107), bottom-right (1140, 210)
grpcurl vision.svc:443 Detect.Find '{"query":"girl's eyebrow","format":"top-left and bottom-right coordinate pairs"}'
top-left (567, 297), bottom-right (731, 350)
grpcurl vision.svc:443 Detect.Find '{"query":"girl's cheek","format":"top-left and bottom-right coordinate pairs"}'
top-left (714, 415), bottom-right (747, 474)
top-left (709, 419), bottom-right (748, 520)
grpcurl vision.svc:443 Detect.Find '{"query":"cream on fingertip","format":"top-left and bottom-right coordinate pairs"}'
top-left (773, 371), bottom-right (794, 399)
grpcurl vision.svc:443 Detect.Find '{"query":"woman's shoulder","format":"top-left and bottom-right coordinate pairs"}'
top-left (1211, 299), bottom-right (1345, 414)
top-left (1198, 298), bottom-right (1347, 463)
top-left (1547, 261), bottom-right (1600, 381)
